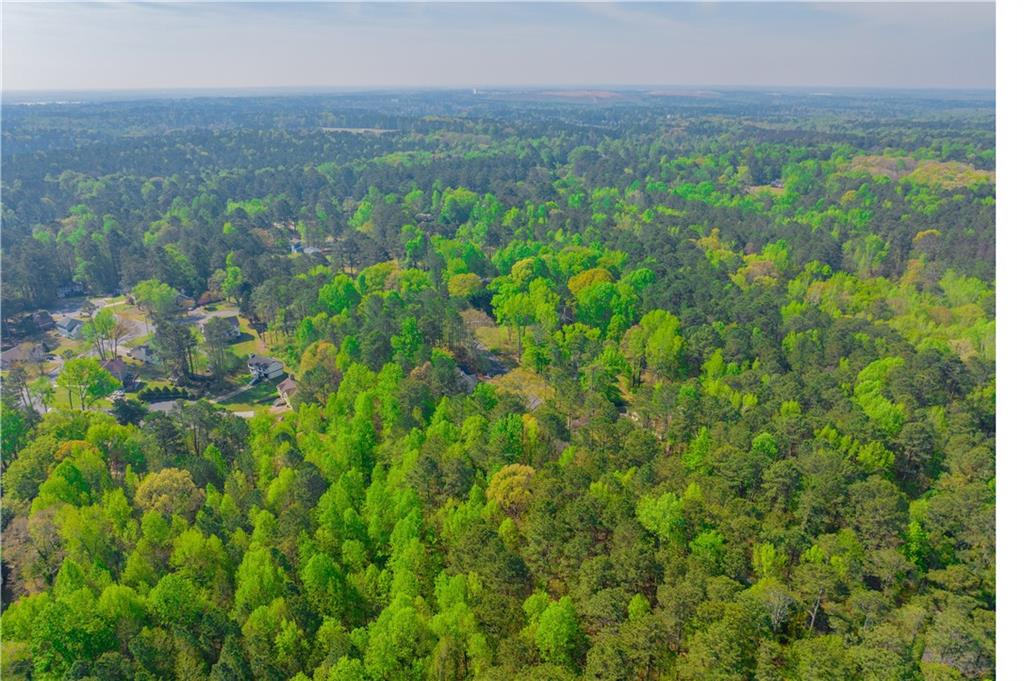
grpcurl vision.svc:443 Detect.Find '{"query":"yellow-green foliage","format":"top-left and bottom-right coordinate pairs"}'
top-left (567, 268), bottom-right (614, 297)
top-left (854, 357), bottom-right (905, 435)
top-left (904, 159), bottom-right (994, 190)
top-left (792, 267), bottom-right (994, 362)
top-left (693, 228), bottom-right (738, 269)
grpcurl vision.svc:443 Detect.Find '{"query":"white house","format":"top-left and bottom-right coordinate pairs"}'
top-left (128, 345), bottom-right (155, 364)
top-left (247, 354), bottom-right (285, 380)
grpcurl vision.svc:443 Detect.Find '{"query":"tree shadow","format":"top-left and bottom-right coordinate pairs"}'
top-left (230, 332), bottom-right (257, 344)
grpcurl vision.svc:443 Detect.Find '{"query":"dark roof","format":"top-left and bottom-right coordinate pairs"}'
top-left (247, 354), bottom-right (282, 368)
top-left (2, 344), bottom-right (44, 364)
top-left (102, 358), bottom-right (130, 379)
top-left (33, 312), bottom-right (56, 329)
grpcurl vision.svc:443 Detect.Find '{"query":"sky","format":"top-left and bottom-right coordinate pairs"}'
top-left (2, 2), bottom-right (995, 93)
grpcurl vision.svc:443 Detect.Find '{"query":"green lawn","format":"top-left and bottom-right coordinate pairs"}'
top-left (50, 335), bottom-right (89, 359)
top-left (48, 391), bottom-right (117, 412)
top-left (124, 332), bottom-right (153, 349)
top-left (219, 376), bottom-right (285, 407)
top-left (230, 335), bottom-right (264, 359)
top-left (473, 325), bottom-right (519, 356)
top-left (49, 387), bottom-right (76, 410)
top-left (230, 317), bottom-right (270, 358)
top-left (131, 361), bottom-right (171, 384)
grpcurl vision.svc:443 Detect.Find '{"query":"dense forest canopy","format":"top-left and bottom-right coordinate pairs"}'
top-left (0, 89), bottom-right (995, 680)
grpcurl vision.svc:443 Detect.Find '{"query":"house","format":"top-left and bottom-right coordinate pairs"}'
top-left (102, 358), bottom-right (135, 387)
top-left (128, 345), bottom-right (155, 364)
top-left (56, 317), bottom-right (84, 339)
top-left (1, 343), bottom-right (46, 369)
top-left (277, 376), bottom-right (299, 408)
top-left (174, 291), bottom-right (195, 310)
top-left (196, 291), bottom-right (225, 307)
top-left (247, 354), bottom-right (285, 380)
top-left (201, 315), bottom-right (242, 341)
top-left (32, 311), bottom-right (56, 331)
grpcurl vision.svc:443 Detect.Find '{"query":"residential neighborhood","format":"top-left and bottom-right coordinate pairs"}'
top-left (1, 290), bottom-right (295, 419)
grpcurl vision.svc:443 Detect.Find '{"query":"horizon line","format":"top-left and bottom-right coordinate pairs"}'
top-left (2, 83), bottom-right (997, 98)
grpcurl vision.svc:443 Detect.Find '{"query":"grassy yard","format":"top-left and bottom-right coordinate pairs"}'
top-left (229, 334), bottom-right (265, 359)
top-left (219, 375), bottom-right (285, 407)
top-left (49, 335), bottom-right (89, 358)
top-left (124, 332), bottom-right (153, 349)
top-left (130, 360), bottom-right (171, 384)
top-left (229, 317), bottom-right (270, 358)
top-left (462, 308), bottom-right (521, 357)
top-left (474, 325), bottom-right (520, 356)
top-left (48, 390), bottom-right (117, 412)
top-left (42, 335), bottom-right (89, 375)
top-left (49, 387), bottom-right (77, 410)
top-left (137, 376), bottom-right (176, 391)
top-left (223, 404), bottom-right (272, 418)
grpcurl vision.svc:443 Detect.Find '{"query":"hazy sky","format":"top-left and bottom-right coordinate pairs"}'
top-left (2, 2), bottom-right (995, 92)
